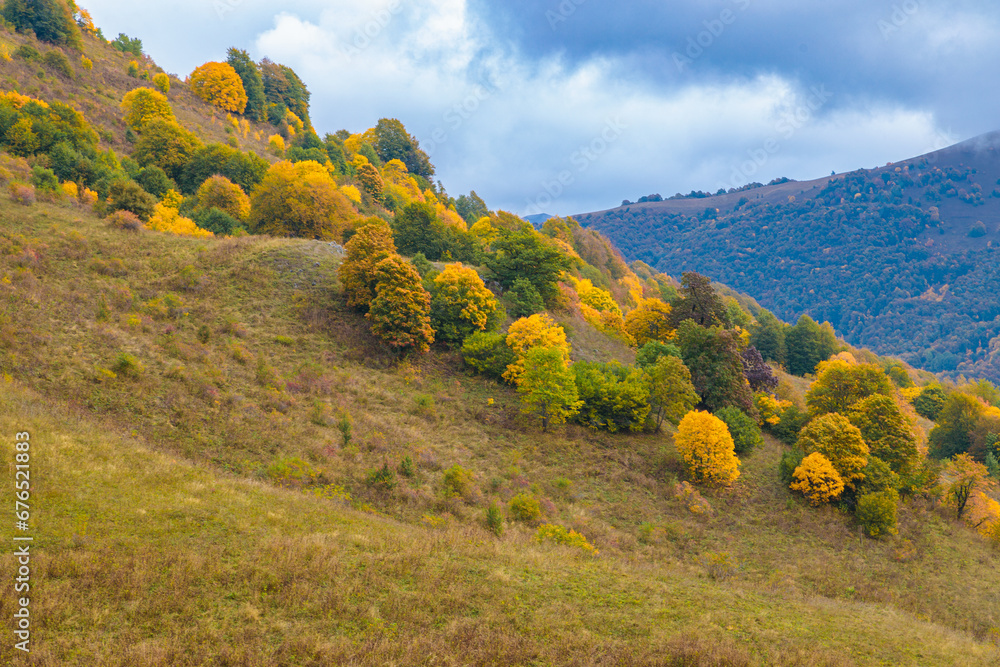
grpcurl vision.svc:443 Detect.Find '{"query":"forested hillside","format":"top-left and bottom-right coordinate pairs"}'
top-left (1, 3), bottom-right (1000, 664)
top-left (577, 134), bottom-right (1000, 382)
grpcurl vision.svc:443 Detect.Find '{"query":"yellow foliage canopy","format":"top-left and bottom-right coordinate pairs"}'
top-left (674, 410), bottom-right (740, 487)
top-left (121, 87), bottom-right (174, 132)
top-left (504, 313), bottom-right (571, 386)
top-left (624, 298), bottom-right (674, 347)
top-left (189, 62), bottom-right (248, 114)
top-left (196, 175), bottom-right (250, 221)
top-left (790, 452), bottom-right (844, 505)
top-left (147, 203), bottom-right (212, 239)
top-left (249, 161), bottom-right (357, 241)
top-left (796, 413), bottom-right (869, 490)
top-left (339, 219), bottom-right (398, 310)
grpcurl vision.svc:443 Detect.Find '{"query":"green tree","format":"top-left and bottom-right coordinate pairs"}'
top-left (485, 226), bottom-right (570, 305)
top-left (455, 191), bottom-right (489, 225)
top-left (373, 117), bottom-right (434, 179)
top-left (676, 320), bottom-right (755, 415)
top-left (750, 309), bottom-right (787, 367)
top-left (928, 393), bottom-right (986, 459)
top-left (785, 314), bottom-right (838, 376)
top-left (912, 384), bottom-right (947, 421)
top-left (2, 0), bottom-right (81, 48)
top-left (796, 413), bottom-right (869, 490)
top-left (366, 255), bottom-right (434, 356)
top-left (645, 355), bottom-right (699, 430)
top-left (856, 489), bottom-right (899, 537)
top-left (806, 359), bottom-right (894, 416)
top-left (178, 143), bottom-right (268, 195)
top-left (461, 331), bottom-right (515, 380)
top-left (848, 394), bottom-right (919, 476)
top-left (505, 277), bottom-right (545, 318)
top-left (572, 361), bottom-right (651, 433)
top-left (635, 340), bottom-right (682, 369)
top-left (131, 118), bottom-right (203, 181)
top-left (106, 179), bottom-right (156, 221)
top-left (226, 47), bottom-right (266, 122)
top-left (518, 346), bottom-right (582, 432)
top-left (392, 202), bottom-right (447, 259)
top-left (670, 272), bottom-right (728, 328)
top-left (714, 406), bottom-right (764, 455)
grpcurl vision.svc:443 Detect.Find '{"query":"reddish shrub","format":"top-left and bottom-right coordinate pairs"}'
top-left (8, 182), bottom-right (35, 206)
top-left (106, 210), bottom-right (144, 232)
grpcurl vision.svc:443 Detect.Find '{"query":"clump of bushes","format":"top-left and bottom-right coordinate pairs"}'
top-left (106, 210), bottom-right (144, 231)
top-left (508, 493), bottom-right (541, 522)
top-left (8, 182), bottom-right (35, 206)
top-left (442, 464), bottom-right (475, 499)
top-left (535, 524), bottom-right (598, 555)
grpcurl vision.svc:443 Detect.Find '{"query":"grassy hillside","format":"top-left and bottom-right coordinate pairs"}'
top-left (577, 133), bottom-right (1000, 383)
top-left (2, 189), bottom-right (1000, 665)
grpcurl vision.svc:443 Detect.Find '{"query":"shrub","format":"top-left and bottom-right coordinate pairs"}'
top-left (485, 501), bottom-right (504, 537)
top-left (535, 524), bottom-right (598, 555)
top-left (266, 457), bottom-right (321, 488)
top-left (398, 455), bottom-right (415, 478)
top-left (365, 462), bottom-right (397, 494)
top-left (41, 49), bottom-right (73, 78)
top-left (106, 210), bottom-right (143, 231)
top-left (152, 72), bottom-right (170, 94)
top-left (80, 55), bottom-right (92, 70)
top-left (442, 464), bottom-right (475, 499)
top-left (112, 352), bottom-right (143, 379)
top-left (674, 410), bottom-right (741, 486)
top-left (508, 493), bottom-right (541, 522)
top-left (790, 452), bottom-right (844, 505)
top-left (714, 406), bottom-right (764, 455)
top-left (30, 166), bottom-right (58, 193)
top-left (8, 182), bottom-right (35, 206)
top-left (127, 60), bottom-right (139, 78)
top-left (106, 179), bottom-right (156, 220)
top-left (461, 330), bottom-right (515, 381)
top-left (969, 220), bottom-right (988, 238)
top-left (268, 134), bottom-right (285, 156)
top-left (14, 44), bottom-right (40, 61)
top-left (778, 448), bottom-right (805, 487)
top-left (856, 489), bottom-right (899, 537)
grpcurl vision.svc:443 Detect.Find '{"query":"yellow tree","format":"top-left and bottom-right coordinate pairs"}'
top-left (249, 160), bottom-right (357, 240)
top-left (806, 359), bottom-right (894, 416)
top-left (504, 313), bottom-right (571, 386)
top-left (517, 346), bottom-right (583, 432)
top-left (339, 219), bottom-right (397, 310)
top-left (796, 413), bottom-right (869, 490)
top-left (430, 263), bottom-right (502, 346)
top-left (188, 62), bottom-right (248, 113)
top-left (195, 175), bottom-right (250, 221)
top-left (790, 452), bottom-right (845, 505)
top-left (644, 355), bottom-right (699, 430)
top-left (674, 410), bottom-right (740, 486)
top-left (367, 255), bottom-right (434, 356)
top-left (942, 453), bottom-right (996, 521)
top-left (625, 298), bottom-right (674, 347)
top-left (121, 87), bottom-right (174, 132)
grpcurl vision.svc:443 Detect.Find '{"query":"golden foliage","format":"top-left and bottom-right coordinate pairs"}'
top-left (790, 452), bottom-right (844, 505)
top-left (674, 410), bottom-right (741, 487)
top-left (339, 220), bottom-right (398, 310)
top-left (535, 524), bottom-right (598, 555)
top-left (80, 55), bottom-right (92, 70)
top-left (504, 313), bottom-right (571, 386)
top-left (574, 278), bottom-right (622, 317)
top-left (339, 185), bottom-right (362, 205)
top-left (147, 203), bottom-right (213, 238)
top-left (189, 62), bottom-right (248, 113)
top-left (431, 264), bottom-right (501, 344)
top-left (120, 87), bottom-right (174, 132)
top-left (152, 72), bottom-right (170, 94)
top-left (366, 256), bottom-right (434, 355)
top-left (796, 413), bottom-right (869, 490)
top-left (268, 134), bottom-right (285, 156)
top-left (755, 393), bottom-right (792, 426)
top-left (196, 175), bottom-right (250, 221)
top-left (248, 161), bottom-right (357, 241)
top-left (624, 298), bottom-right (674, 347)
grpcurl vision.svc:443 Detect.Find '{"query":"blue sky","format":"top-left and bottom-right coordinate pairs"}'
top-left (82, 0), bottom-right (1000, 216)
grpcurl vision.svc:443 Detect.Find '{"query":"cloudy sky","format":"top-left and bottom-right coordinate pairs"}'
top-left (83, 0), bottom-right (999, 216)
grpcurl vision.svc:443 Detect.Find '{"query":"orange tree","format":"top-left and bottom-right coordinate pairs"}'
top-left (188, 62), bottom-right (248, 113)
top-left (674, 410), bottom-right (740, 487)
top-left (248, 160), bottom-right (356, 240)
top-left (339, 219), bottom-right (398, 310)
top-left (366, 255), bottom-right (434, 356)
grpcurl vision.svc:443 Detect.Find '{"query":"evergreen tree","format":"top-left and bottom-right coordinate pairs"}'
top-left (227, 48), bottom-right (267, 122)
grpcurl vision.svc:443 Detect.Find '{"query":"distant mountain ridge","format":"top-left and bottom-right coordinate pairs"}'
top-left (575, 131), bottom-right (1000, 382)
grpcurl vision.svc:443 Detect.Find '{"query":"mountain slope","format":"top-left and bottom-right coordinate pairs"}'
top-left (576, 133), bottom-right (1000, 381)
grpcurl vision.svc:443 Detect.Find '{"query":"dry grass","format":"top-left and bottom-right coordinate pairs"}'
top-left (0, 193), bottom-right (999, 664)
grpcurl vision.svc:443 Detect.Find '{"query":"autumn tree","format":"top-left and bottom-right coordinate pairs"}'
top-left (260, 58), bottom-right (311, 129)
top-left (194, 175), bottom-right (250, 222)
top-left (131, 118), bottom-right (203, 181)
top-left (485, 226), bottom-right (570, 305)
top-left (226, 48), bottom-right (266, 122)
top-left (912, 384), bottom-right (947, 421)
top-left (189, 62), bottom-right (248, 113)
top-left (670, 272), bottom-right (728, 328)
top-left (645, 355), bottom-right (699, 430)
top-left (572, 361), bottom-right (651, 433)
top-left (624, 298), bottom-right (674, 347)
top-left (339, 219), bottom-right (397, 310)
top-left (430, 263), bottom-right (502, 346)
top-left (121, 88), bottom-right (174, 132)
top-left (178, 143), bottom-right (268, 195)
top-left (848, 394), bottom-right (919, 476)
top-left (674, 410), bottom-right (741, 487)
top-left (504, 313), bottom-right (570, 386)
top-left (518, 346), bottom-right (582, 432)
top-left (676, 320), bottom-right (755, 415)
top-left (3, 0), bottom-right (81, 48)
top-left (248, 160), bottom-right (356, 240)
top-left (928, 393), bottom-right (987, 459)
top-left (941, 453), bottom-right (995, 520)
top-left (796, 413), bottom-right (869, 490)
top-left (373, 118), bottom-right (434, 179)
top-left (806, 359), bottom-right (893, 416)
top-left (366, 255), bottom-right (434, 356)
top-left (356, 160), bottom-right (384, 202)
top-left (790, 452), bottom-right (845, 505)
top-left (741, 346), bottom-right (778, 392)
